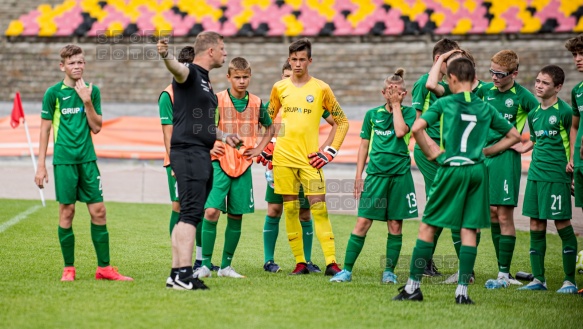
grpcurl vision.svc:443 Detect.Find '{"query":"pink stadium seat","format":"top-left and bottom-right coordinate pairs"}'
top-left (386, 10), bottom-right (405, 35)
top-left (21, 11), bottom-right (40, 36)
top-left (200, 16), bottom-right (221, 33)
top-left (555, 16), bottom-right (576, 32)
top-left (500, 7), bottom-right (523, 33)
top-left (332, 16), bottom-right (353, 35)
top-left (220, 21), bottom-right (238, 36)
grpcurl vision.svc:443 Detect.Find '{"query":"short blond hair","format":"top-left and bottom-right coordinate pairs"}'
top-left (491, 50), bottom-right (519, 72)
top-left (60, 44), bottom-right (83, 63)
top-left (228, 57), bottom-right (251, 75)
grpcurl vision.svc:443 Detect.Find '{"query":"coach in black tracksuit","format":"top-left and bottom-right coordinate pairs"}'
top-left (157, 32), bottom-right (238, 290)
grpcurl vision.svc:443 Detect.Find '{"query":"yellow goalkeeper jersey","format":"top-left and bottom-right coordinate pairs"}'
top-left (268, 77), bottom-right (349, 168)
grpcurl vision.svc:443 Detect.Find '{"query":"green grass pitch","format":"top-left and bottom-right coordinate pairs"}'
top-left (1, 199), bottom-right (582, 329)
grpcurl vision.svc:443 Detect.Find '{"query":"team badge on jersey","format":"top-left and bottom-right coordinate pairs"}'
top-left (549, 115), bottom-right (557, 125)
top-left (306, 95), bottom-right (314, 103)
top-left (505, 98), bottom-right (514, 107)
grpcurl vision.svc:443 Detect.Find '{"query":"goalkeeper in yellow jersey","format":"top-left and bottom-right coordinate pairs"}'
top-left (267, 38), bottom-right (349, 275)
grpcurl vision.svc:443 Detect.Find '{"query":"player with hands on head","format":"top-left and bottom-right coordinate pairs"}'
top-left (331, 69), bottom-right (418, 284)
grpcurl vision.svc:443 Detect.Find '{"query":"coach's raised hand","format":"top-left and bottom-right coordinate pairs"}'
top-left (308, 146), bottom-right (338, 169)
top-left (157, 37), bottom-right (169, 58)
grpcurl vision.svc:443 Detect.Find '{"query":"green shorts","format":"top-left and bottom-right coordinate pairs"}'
top-left (422, 164), bottom-right (490, 229)
top-left (485, 150), bottom-right (521, 206)
top-left (358, 173), bottom-right (418, 220)
top-left (204, 161), bottom-right (254, 215)
top-left (265, 184), bottom-right (310, 209)
top-left (574, 167), bottom-right (583, 207)
top-left (522, 180), bottom-right (572, 220)
top-left (414, 144), bottom-right (439, 197)
top-left (54, 161), bottom-right (103, 205)
top-left (166, 166), bottom-right (179, 202)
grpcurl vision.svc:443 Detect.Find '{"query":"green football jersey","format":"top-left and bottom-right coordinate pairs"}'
top-left (411, 73), bottom-right (445, 141)
top-left (421, 92), bottom-right (513, 166)
top-left (442, 80), bottom-right (491, 98)
top-left (527, 99), bottom-right (572, 183)
top-left (159, 91), bottom-right (173, 125)
top-left (41, 81), bottom-right (102, 165)
top-left (360, 104), bottom-right (416, 176)
top-left (482, 81), bottom-right (539, 146)
top-left (570, 81), bottom-right (583, 167)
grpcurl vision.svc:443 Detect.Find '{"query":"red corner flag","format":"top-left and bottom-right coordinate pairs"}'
top-left (11, 92), bottom-right (25, 128)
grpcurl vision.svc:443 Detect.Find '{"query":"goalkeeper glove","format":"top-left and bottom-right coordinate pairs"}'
top-left (308, 146), bottom-right (338, 169)
top-left (257, 142), bottom-right (274, 167)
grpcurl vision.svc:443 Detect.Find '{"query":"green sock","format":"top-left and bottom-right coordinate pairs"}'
top-left (263, 215), bottom-right (280, 263)
top-left (91, 223), bottom-right (110, 267)
top-left (301, 220), bottom-right (314, 262)
top-left (498, 235), bottom-right (516, 273)
top-left (530, 230), bottom-right (546, 282)
top-left (557, 225), bottom-right (578, 284)
top-left (410, 239), bottom-right (434, 282)
top-left (386, 233), bottom-right (402, 272)
top-left (169, 211), bottom-right (179, 236)
top-left (431, 227), bottom-right (443, 256)
top-left (201, 218), bottom-right (217, 268)
top-left (58, 226), bottom-right (75, 267)
top-left (221, 216), bottom-right (242, 268)
top-left (458, 245), bottom-right (477, 285)
top-left (195, 221), bottom-right (202, 248)
top-left (491, 222), bottom-right (501, 263)
top-left (344, 234), bottom-right (365, 272)
top-left (451, 228), bottom-right (461, 258)
top-left (476, 231), bottom-right (481, 247)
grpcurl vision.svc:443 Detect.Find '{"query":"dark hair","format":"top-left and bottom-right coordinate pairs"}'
top-left (446, 49), bottom-right (475, 67)
top-left (178, 46), bottom-right (194, 64)
top-left (539, 65), bottom-right (565, 86)
top-left (193, 31), bottom-right (223, 57)
top-left (432, 38), bottom-right (459, 59)
top-left (447, 58), bottom-right (475, 83)
top-left (289, 38), bottom-right (311, 58)
top-left (281, 61), bottom-right (292, 73)
top-left (60, 44), bottom-right (83, 63)
top-left (565, 34), bottom-right (583, 53)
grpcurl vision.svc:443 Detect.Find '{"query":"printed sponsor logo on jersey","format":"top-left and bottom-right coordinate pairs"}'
top-left (535, 129), bottom-right (558, 137)
top-left (61, 107), bottom-right (84, 115)
top-left (505, 98), bottom-right (514, 107)
top-left (283, 106), bottom-right (311, 114)
top-left (579, 105), bottom-right (583, 112)
top-left (374, 129), bottom-right (393, 136)
top-left (306, 95), bottom-right (314, 103)
top-left (548, 115), bottom-right (557, 125)
top-left (160, 116), bottom-right (169, 120)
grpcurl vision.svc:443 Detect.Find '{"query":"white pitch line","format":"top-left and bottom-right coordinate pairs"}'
top-left (0, 205), bottom-right (42, 234)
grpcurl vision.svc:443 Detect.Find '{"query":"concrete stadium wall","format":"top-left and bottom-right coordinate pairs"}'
top-left (1, 15), bottom-right (581, 109)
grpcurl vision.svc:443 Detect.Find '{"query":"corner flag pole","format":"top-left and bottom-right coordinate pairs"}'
top-left (11, 92), bottom-right (46, 207)
top-left (23, 118), bottom-right (46, 207)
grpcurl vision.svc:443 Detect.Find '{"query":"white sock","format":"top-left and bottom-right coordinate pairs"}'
top-left (405, 278), bottom-right (420, 294)
top-left (455, 284), bottom-right (468, 297)
top-left (497, 271), bottom-right (509, 279)
top-left (196, 246), bottom-right (202, 261)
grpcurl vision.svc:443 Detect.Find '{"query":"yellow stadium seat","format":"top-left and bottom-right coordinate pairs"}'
top-left (348, 0), bottom-right (375, 27)
top-left (559, 0), bottom-right (578, 17)
top-left (286, 0), bottom-right (302, 10)
top-left (106, 21), bottom-right (124, 37)
top-left (38, 20), bottom-right (57, 37)
top-left (575, 17), bottom-right (583, 32)
top-left (430, 12), bottom-right (446, 27)
top-left (438, 0), bottom-right (460, 14)
top-left (531, 0), bottom-right (551, 12)
top-left (178, 0), bottom-right (222, 21)
top-left (242, 0), bottom-right (271, 10)
top-left (486, 17), bottom-right (506, 34)
top-left (5, 20), bottom-right (24, 36)
top-left (233, 9), bottom-right (254, 29)
top-left (463, 0), bottom-right (477, 13)
top-left (452, 18), bottom-right (472, 34)
top-left (518, 10), bottom-right (541, 33)
top-left (283, 14), bottom-right (303, 36)
top-left (306, 0), bottom-right (336, 21)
